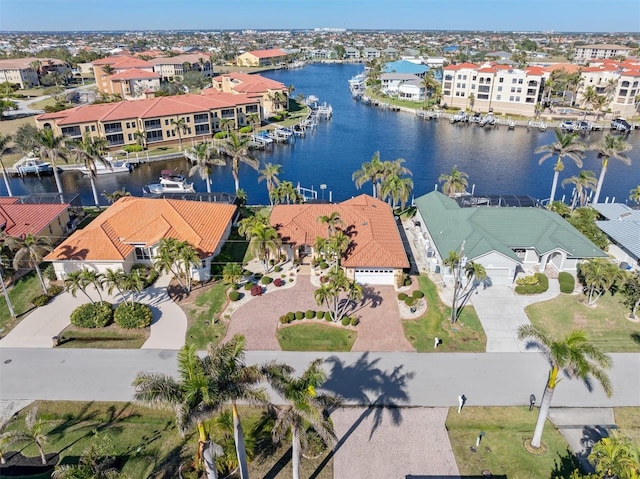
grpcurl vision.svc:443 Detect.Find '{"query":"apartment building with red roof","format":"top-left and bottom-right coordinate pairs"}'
top-left (0, 197), bottom-right (72, 240)
top-left (236, 49), bottom-right (288, 67)
top-left (45, 197), bottom-right (237, 281)
top-left (35, 91), bottom-right (261, 149)
top-left (270, 194), bottom-right (409, 285)
top-left (210, 72), bottom-right (288, 115)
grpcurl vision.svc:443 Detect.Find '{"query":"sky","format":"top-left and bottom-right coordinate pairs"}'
top-left (0, 0), bottom-right (639, 33)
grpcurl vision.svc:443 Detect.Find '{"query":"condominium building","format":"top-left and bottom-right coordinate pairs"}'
top-left (149, 53), bottom-right (213, 81)
top-left (575, 44), bottom-right (633, 64)
top-left (235, 49), bottom-right (288, 67)
top-left (35, 91), bottom-right (262, 148)
top-left (210, 72), bottom-right (289, 116)
top-left (92, 55), bottom-right (159, 98)
top-left (0, 57), bottom-right (68, 88)
top-left (441, 62), bottom-right (545, 116)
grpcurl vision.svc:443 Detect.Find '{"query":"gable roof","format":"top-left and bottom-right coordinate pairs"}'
top-left (270, 194), bottom-right (409, 269)
top-left (415, 191), bottom-right (606, 262)
top-left (46, 197), bottom-right (236, 262)
top-left (0, 200), bottom-right (69, 237)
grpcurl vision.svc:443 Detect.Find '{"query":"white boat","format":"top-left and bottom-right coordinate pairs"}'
top-left (81, 155), bottom-right (133, 175)
top-left (13, 157), bottom-right (52, 175)
top-left (348, 73), bottom-right (366, 98)
top-left (146, 170), bottom-right (195, 194)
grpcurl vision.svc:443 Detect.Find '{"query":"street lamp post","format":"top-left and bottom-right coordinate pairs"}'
top-left (320, 184), bottom-right (327, 201)
top-left (450, 241), bottom-right (466, 323)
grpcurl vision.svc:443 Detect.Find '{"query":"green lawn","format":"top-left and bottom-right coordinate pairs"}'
top-left (184, 282), bottom-right (229, 349)
top-left (27, 97), bottom-right (56, 110)
top-left (446, 406), bottom-right (572, 479)
top-left (0, 271), bottom-right (41, 337)
top-left (403, 275), bottom-right (486, 352)
top-left (277, 323), bottom-right (356, 351)
top-left (57, 324), bottom-right (149, 349)
top-left (525, 292), bottom-right (640, 352)
top-left (2, 401), bottom-right (332, 479)
top-left (614, 408), bottom-right (640, 444)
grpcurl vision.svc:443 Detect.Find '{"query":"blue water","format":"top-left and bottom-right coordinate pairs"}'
top-left (3, 63), bottom-right (639, 205)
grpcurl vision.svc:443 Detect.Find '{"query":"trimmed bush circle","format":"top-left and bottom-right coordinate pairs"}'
top-left (114, 302), bottom-right (152, 329)
top-left (325, 314), bottom-right (333, 322)
top-left (404, 296), bottom-right (415, 307)
top-left (316, 310), bottom-right (325, 319)
top-left (70, 301), bottom-right (114, 328)
top-left (244, 282), bottom-right (254, 290)
top-left (397, 292), bottom-right (408, 301)
top-left (229, 290), bottom-right (241, 301)
top-left (319, 262), bottom-right (328, 270)
top-left (295, 311), bottom-right (304, 320)
top-left (274, 278), bottom-right (284, 287)
top-left (558, 272), bottom-right (575, 294)
top-left (515, 273), bottom-right (549, 295)
top-left (350, 316), bottom-right (360, 326)
top-left (274, 266), bottom-right (282, 273)
top-left (412, 290), bottom-right (425, 299)
top-left (341, 316), bottom-right (351, 326)
top-left (31, 293), bottom-right (50, 307)
top-left (250, 285), bottom-right (263, 297)
top-left (305, 310), bottom-right (315, 319)
top-left (261, 276), bottom-right (273, 285)
top-left (286, 312), bottom-right (295, 322)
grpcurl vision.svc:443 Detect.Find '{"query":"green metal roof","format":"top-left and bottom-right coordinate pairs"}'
top-left (415, 191), bottom-right (607, 262)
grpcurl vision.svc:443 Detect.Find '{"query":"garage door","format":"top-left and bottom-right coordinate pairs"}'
top-left (354, 269), bottom-right (395, 285)
top-left (484, 268), bottom-right (513, 286)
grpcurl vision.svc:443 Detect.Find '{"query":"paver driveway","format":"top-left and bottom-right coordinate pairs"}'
top-left (224, 276), bottom-right (414, 352)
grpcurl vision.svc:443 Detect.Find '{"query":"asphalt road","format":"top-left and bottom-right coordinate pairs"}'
top-left (1, 349), bottom-right (638, 407)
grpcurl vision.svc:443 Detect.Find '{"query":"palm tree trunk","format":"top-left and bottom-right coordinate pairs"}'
top-left (292, 426), bottom-right (301, 479)
top-left (549, 170), bottom-right (560, 204)
top-left (89, 177), bottom-right (100, 207)
top-left (206, 175), bottom-right (211, 194)
top-left (197, 421), bottom-right (207, 462)
top-left (531, 385), bottom-right (555, 448)
top-left (593, 160), bottom-right (608, 204)
top-left (36, 440), bottom-right (46, 465)
top-left (1, 161), bottom-right (13, 196)
top-left (34, 264), bottom-right (47, 294)
top-left (0, 452), bottom-right (6, 464)
top-left (232, 403), bottom-right (250, 479)
top-left (233, 167), bottom-right (240, 193)
top-left (52, 165), bottom-right (64, 196)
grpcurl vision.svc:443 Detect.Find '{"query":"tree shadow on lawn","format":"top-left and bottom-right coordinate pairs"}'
top-left (631, 332), bottom-right (640, 344)
top-left (308, 352), bottom-right (415, 479)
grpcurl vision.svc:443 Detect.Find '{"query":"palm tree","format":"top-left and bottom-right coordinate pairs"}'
top-left (561, 170), bottom-right (597, 208)
top-left (517, 325), bottom-right (612, 449)
top-left (0, 133), bottom-right (13, 196)
top-left (535, 130), bottom-right (586, 204)
top-left (246, 113), bottom-right (261, 131)
top-left (580, 85), bottom-right (598, 112)
top-left (313, 268), bottom-right (363, 322)
top-left (102, 188), bottom-right (131, 204)
top-left (438, 166), bottom-right (469, 198)
top-left (580, 258), bottom-right (623, 306)
top-left (222, 262), bottom-right (244, 285)
top-left (265, 359), bottom-right (341, 479)
top-left (154, 238), bottom-right (199, 294)
top-left (218, 132), bottom-right (259, 193)
top-left (133, 129), bottom-right (146, 149)
top-left (591, 94), bottom-right (608, 121)
top-left (101, 64), bottom-right (115, 76)
top-left (23, 407), bottom-right (49, 465)
top-left (590, 134), bottom-right (632, 204)
top-left (7, 234), bottom-right (53, 294)
top-left (244, 223), bottom-right (281, 272)
top-left (588, 432), bottom-right (640, 478)
top-left (186, 142), bottom-right (225, 194)
top-left (0, 423), bottom-right (29, 465)
top-left (381, 173), bottom-right (414, 209)
top-left (33, 128), bottom-right (68, 195)
top-left (317, 211), bottom-right (345, 236)
top-left (63, 270), bottom-right (93, 303)
top-left (80, 269), bottom-right (104, 302)
top-left (69, 133), bottom-right (107, 207)
top-left (352, 151), bottom-right (385, 198)
top-left (629, 185), bottom-right (640, 205)
top-left (219, 118), bottom-right (235, 135)
top-left (102, 268), bottom-right (126, 303)
top-left (133, 344), bottom-right (220, 470)
top-left (170, 117), bottom-right (188, 150)
top-left (258, 162), bottom-right (282, 205)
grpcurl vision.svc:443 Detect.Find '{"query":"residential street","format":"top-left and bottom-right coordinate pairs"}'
top-left (1, 349), bottom-right (638, 407)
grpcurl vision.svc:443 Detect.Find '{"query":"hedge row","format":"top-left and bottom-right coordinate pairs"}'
top-left (279, 310), bottom-right (359, 326)
top-left (558, 272), bottom-right (575, 294)
top-left (31, 284), bottom-right (64, 307)
top-left (69, 301), bottom-right (152, 329)
top-left (514, 273), bottom-right (549, 294)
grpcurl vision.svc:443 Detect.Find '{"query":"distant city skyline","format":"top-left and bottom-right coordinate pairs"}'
top-left (0, 0), bottom-right (639, 33)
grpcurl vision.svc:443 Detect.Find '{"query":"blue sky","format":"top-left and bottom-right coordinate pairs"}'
top-left (0, 0), bottom-right (638, 32)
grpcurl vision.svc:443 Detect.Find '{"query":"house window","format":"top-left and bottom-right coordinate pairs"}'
top-left (135, 247), bottom-right (151, 260)
top-left (513, 248), bottom-right (526, 260)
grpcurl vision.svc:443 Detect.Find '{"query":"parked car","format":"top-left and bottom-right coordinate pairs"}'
top-left (611, 117), bottom-right (631, 132)
top-left (560, 120), bottom-right (576, 131)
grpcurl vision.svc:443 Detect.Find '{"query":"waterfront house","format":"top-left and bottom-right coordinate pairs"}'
top-left (0, 197), bottom-right (73, 240)
top-left (384, 60), bottom-right (429, 76)
top-left (0, 57), bottom-right (68, 89)
top-left (344, 47), bottom-right (361, 60)
top-left (45, 197), bottom-right (237, 281)
top-left (210, 72), bottom-right (288, 116)
top-left (380, 73), bottom-right (425, 100)
top-left (362, 48), bottom-right (381, 61)
top-left (414, 191), bottom-right (607, 285)
top-left (35, 91), bottom-right (262, 149)
top-left (236, 49), bottom-right (288, 67)
top-left (270, 194), bottom-right (409, 285)
top-left (592, 203), bottom-right (640, 267)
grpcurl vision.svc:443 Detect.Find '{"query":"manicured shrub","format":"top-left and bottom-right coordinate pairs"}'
top-left (397, 292), bottom-right (408, 301)
top-left (558, 272), bottom-right (575, 294)
top-left (404, 296), bottom-right (415, 307)
top-left (115, 302), bottom-right (152, 329)
top-left (325, 314), bottom-right (333, 322)
top-left (516, 274), bottom-right (540, 286)
top-left (269, 259), bottom-right (276, 266)
top-left (244, 282), bottom-right (254, 291)
top-left (295, 311), bottom-right (304, 320)
top-left (515, 273), bottom-right (549, 294)
top-left (319, 262), bottom-right (328, 270)
top-left (412, 290), bottom-right (425, 299)
top-left (350, 316), bottom-right (360, 326)
top-left (254, 272), bottom-right (263, 280)
top-left (316, 310), bottom-right (325, 319)
top-left (274, 265), bottom-right (282, 273)
top-left (31, 294), bottom-right (50, 307)
top-left (239, 126), bottom-right (252, 133)
top-left (43, 264), bottom-right (57, 281)
top-left (341, 316), bottom-right (351, 326)
top-left (260, 276), bottom-right (273, 285)
top-left (131, 264), bottom-right (159, 288)
top-left (274, 278), bottom-right (284, 287)
top-left (231, 283), bottom-right (240, 290)
top-left (48, 284), bottom-right (64, 296)
top-left (279, 315), bottom-right (289, 324)
top-left (123, 144), bottom-right (143, 152)
top-left (404, 277), bottom-right (412, 287)
top-left (288, 278), bottom-right (294, 283)
top-left (229, 290), bottom-right (241, 301)
top-left (70, 301), bottom-right (114, 328)
top-left (305, 310), bottom-right (315, 319)
top-left (250, 285), bottom-right (263, 297)
top-left (286, 312), bottom-right (295, 322)
top-left (214, 131), bottom-right (228, 139)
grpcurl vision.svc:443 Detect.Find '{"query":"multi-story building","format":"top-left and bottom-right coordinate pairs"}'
top-left (0, 57), bottom-right (68, 88)
top-left (235, 49), bottom-right (288, 67)
top-left (362, 48), bottom-right (381, 61)
top-left (92, 55), bottom-right (159, 99)
top-left (441, 62), bottom-right (545, 116)
top-left (575, 44), bottom-right (633, 64)
top-left (149, 53), bottom-right (213, 81)
top-left (35, 91), bottom-right (262, 149)
top-left (210, 72), bottom-right (288, 116)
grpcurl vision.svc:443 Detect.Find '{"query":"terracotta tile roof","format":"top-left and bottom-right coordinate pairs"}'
top-left (0, 57), bottom-right (65, 70)
top-left (270, 194), bottom-right (409, 269)
top-left (543, 63), bottom-right (582, 74)
top-left (0, 197), bottom-right (19, 205)
top-left (46, 197), bottom-right (236, 262)
top-left (243, 49), bottom-right (288, 59)
top-left (212, 72), bottom-right (286, 91)
top-left (0, 201), bottom-right (69, 237)
top-left (525, 66), bottom-right (546, 75)
top-left (622, 69), bottom-right (640, 77)
top-left (93, 55), bottom-right (153, 70)
top-left (109, 68), bottom-right (160, 80)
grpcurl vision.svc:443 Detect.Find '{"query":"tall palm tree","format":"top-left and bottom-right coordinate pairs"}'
top-left (133, 129), bottom-right (146, 149)
top-left (64, 270), bottom-right (94, 303)
top-left (33, 128), bottom-right (68, 195)
top-left (580, 258), bottom-right (622, 306)
top-left (170, 117), bottom-right (188, 150)
top-left (218, 132), bottom-right (259, 193)
top-left (381, 173), bottom-right (414, 209)
top-left (438, 166), bottom-right (469, 198)
top-left (265, 359), bottom-right (341, 479)
top-left (101, 64), bottom-right (115, 76)
top-left (102, 188), bottom-right (131, 204)
top-left (69, 133), bottom-right (107, 207)
top-left (591, 94), bottom-right (608, 121)
top-left (629, 185), bottom-right (640, 205)
top-left (21, 407), bottom-right (49, 465)
top-left (317, 211), bottom-right (345, 236)
top-left (352, 151), bottom-right (385, 198)
top-left (246, 113), bottom-right (261, 131)
top-left (258, 162), bottom-right (282, 205)
top-left (219, 118), bottom-right (235, 135)
top-left (186, 142), bottom-right (225, 194)
top-left (590, 134), bottom-right (632, 204)
top-left (102, 267), bottom-right (126, 303)
top-left (244, 223), bottom-right (281, 272)
top-left (0, 133), bottom-right (13, 196)
top-left (517, 325), bottom-right (613, 449)
top-left (133, 344), bottom-right (220, 470)
top-left (535, 130), bottom-right (586, 204)
top-left (80, 269), bottom-right (104, 302)
top-left (561, 170), bottom-right (597, 208)
top-left (580, 85), bottom-right (598, 112)
top-left (154, 238), bottom-right (199, 293)
top-left (7, 234), bottom-right (52, 294)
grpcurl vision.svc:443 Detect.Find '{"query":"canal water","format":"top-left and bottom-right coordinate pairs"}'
top-left (3, 63), bottom-right (639, 206)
